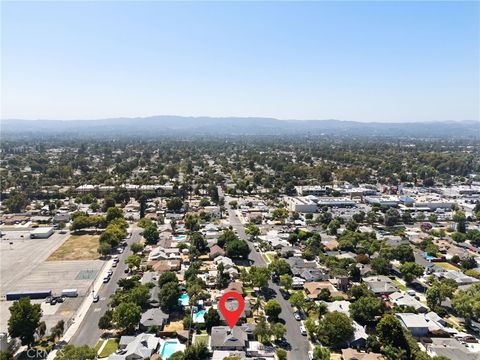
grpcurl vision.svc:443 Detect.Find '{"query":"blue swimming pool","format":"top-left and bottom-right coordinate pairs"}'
top-left (161, 340), bottom-right (181, 359)
top-left (172, 235), bottom-right (187, 241)
top-left (423, 252), bottom-right (435, 261)
top-left (193, 309), bottom-right (206, 323)
top-left (178, 293), bottom-right (189, 306)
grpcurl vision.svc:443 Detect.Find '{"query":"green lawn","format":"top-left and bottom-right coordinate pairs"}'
top-left (436, 262), bottom-right (460, 271)
top-left (194, 334), bottom-right (209, 345)
top-left (99, 339), bottom-right (119, 358)
top-left (393, 279), bottom-right (407, 291)
top-left (95, 340), bottom-right (103, 352)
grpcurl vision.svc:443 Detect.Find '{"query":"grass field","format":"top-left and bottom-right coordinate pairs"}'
top-left (48, 234), bottom-right (100, 261)
top-left (393, 279), bottom-right (407, 291)
top-left (436, 262), bottom-right (460, 271)
top-left (99, 339), bottom-right (119, 358)
top-left (194, 334), bottom-right (208, 345)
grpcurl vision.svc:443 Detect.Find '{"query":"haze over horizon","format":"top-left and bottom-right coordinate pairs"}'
top-left (1, 1), bottom-right (479, 122)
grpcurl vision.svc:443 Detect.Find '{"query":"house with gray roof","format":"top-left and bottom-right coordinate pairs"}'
top-left (389, 291), bottom-right (428, 313)
top-left (140, 308), bottom-right (169, 330)
top-left (210, 326), bottom-right (248, 351)
top-left (108, 333), bottom-right (159, 360)
top-left (363, 275), bottom-right (398, 295)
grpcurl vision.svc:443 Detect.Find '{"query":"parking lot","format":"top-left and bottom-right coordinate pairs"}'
top-left (0, 229), bottom-right (104, 332)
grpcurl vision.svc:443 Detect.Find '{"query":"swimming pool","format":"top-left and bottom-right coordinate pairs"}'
top-left (160, 340), bottom-right (183, 359)
top-left (172, 235), bottom-right (187, 241)
top-left (193, 309), bottom-right (207, 323)
top-left (178, 293), bottom-right (189, 306)
top-left (423, 252), bottom-right (434, 261)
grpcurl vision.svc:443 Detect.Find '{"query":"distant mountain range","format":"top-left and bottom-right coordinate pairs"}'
top-left (1, 116), bottom-right (479, 139)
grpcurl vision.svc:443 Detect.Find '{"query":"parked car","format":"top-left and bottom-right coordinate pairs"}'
top-left (117, 247), bottom-right (124, 254)
top-left (107, 269), bottom-right (113, 276)
top-left (112, 261), bottom-right (117, 268)
top-left (103, 275), bottom-right (110, 283)
top-left (280, 289), bottom-right (290, 300)
top-left (300, 325), bottom-right (307, 336)
top-left (50, 297), bottom-right (57, 305)
top-left (93, 294), bottom-right (99, 303)
top-left (294, 312), bottom-right (301, 321)
top-left (124, 267), bottom-right (129, 274)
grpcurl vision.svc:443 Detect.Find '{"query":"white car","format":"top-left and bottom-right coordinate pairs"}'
top-left (93, 294), bottom-right (99, 303)
top-left (107, 269), bottom-right (113, 276)
top-left (294, 312), bottom-right (301, 321)
top-left (117, 247), bottom-right (124, 254)
top-left (300, 325), bottom-right (307, 336)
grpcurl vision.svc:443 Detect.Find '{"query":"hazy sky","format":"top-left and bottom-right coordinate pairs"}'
top-left (1, 1), bottom-right (479, 122)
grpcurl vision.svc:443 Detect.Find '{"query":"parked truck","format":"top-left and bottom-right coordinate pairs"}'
top-left (6, 290), bottom-right (52, 301)
top-left (61, 289), bottom-right (78, 297)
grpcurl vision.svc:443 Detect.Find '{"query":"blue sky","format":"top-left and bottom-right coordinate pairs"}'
top-left (1, 1), bottom-right (479, 122)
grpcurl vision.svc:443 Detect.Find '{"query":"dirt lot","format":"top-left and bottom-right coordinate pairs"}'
top-left (48, 234), bottom-right (100, 261)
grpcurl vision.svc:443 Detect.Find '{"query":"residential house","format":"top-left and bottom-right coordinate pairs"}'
top-left (210, 326), bottom-right (248, 351)
top-left (396, 313), bottom-right (442, 337)
top-left (363, 276), bottom-right (398, 296)
top-left (389, 292), bottom-right (429, 313)
top-left (108, 333), bottom-right (159, 360)
top-left (139, 308), bottom-right (169, 330)
top-left (342, 348), bottom-right (384, 360)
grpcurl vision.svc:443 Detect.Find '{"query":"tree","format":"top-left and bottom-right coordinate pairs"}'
top-left (453, 210), bottom-right (466, 233)
top-left (289, 291), bottom-right (305, 310)
top-left (371, 257), bottom-right (391, 275)
top-left (97, 242), bottom-right (112, 257)
top-left (167, 197), bottom-right (183, 212)
top-left (36, 321), bottom-right (46, 338)
top-left (204, 307), bottom-right (220, 332)
top-left (139, 195), bottom-right (147, 219)
top-left (158, 271), bottom-right (178, 287)
top-left (125, 255), bottom-right (141, 270)
top-left (98, 310), bottom-right (112, 329)
top-left (384, 208), bottom-right (400, 227)
top-left (143, 225), bottom-right (159, 244)
top-left (276, 349), bottom-right (287, 360)
top-left (190, 232), bottom-right (208, 254)
top-left (349, 296), bottom-right (384, 324)
top-left (225, 239), bottom-right (250, 259)
top-left (130, 242), bottom-right (144, 254)
top-left (112, 302), bottom-right (141, 331)
top-left (312, 346), bottom-right (331, 360)
top-left (106, 207), bottom-right (123, 223)
top-left (268, 259), bottom-right (292, 276)
top-left (159, 282), bottom-right (180, 312)
top-left (272, 208), bottom-right (289, 222)
top-left (317, 288), bottom-right (331, 302)
top-left (54, 345), bottom-right (96, 360)
top-left (253, 317), bottom-right (271, 344)
top-left (8, 297), bottom-right (42, 345)
top-left (4, 192), bottom-right (28, 213)
top-left (264, 300), bottom-right (282, 320)
top-left (279, 274), bottom-right (293, 291)
top-left (271, 322), bottom-right (286, 340)
top-left (182, 342), bottom-right (209, 360)
top-left (317, 311), bottom-right (354, 348)
top-left (376, 314), bottom-right (409, 350)
top-left (249, 266), bottom-right (271, 290)
top-left (426, 279), bottom-right (455, 310)
top-left (452, 283), bottom-right (480, 325)
top-left (245, 224), bottom-right (260, 238)
top-left (399, 262), bottom-right (424, 283)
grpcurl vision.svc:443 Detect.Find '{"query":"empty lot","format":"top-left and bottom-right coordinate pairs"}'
top-left (0, 230), bottom-right (104, 332)
top-left (48, 234), bottom-right (100, 261)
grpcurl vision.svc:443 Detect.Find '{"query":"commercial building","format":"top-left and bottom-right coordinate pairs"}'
top-left (29, 227), bottom-right (54, 239)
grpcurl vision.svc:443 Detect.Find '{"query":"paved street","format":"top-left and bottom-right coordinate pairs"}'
top-left (69, 226), bottom-right (141, 346)
top-left (222, 190), bottom-right (310, 360)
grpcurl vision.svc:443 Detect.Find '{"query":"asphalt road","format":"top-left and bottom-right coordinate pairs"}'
top-left (222, 191), bottom-right (310, 360)
top-left (69, 226), bottom-right (141, 346)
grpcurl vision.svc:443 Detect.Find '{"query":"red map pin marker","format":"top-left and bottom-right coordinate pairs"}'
top-left (218, 291), bottom-right (245, 329)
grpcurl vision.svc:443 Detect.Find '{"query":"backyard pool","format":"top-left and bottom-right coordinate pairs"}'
top-left (160, 339), bottom-right (184, 359)
top-left (178, 293), bottom-right (189, 306)
top-left (193, 309), bottom-right (207, 323)
top-left (172, 235), bottom-right (187, 241)
top-left (423, 252), bottom-right (435, 261)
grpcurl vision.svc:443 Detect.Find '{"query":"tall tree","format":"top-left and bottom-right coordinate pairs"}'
top-left (8, 298), bottom-right (42, 346)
